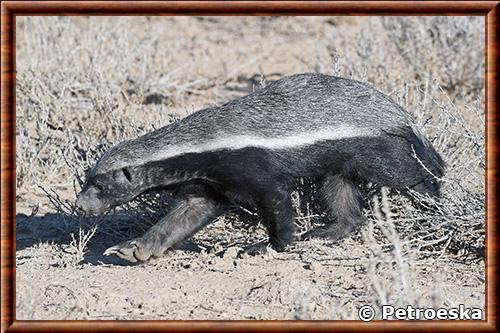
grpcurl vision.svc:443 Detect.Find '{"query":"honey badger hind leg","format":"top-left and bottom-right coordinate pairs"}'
top-left (104, 183), bottom-right (224, 263)
top-left (301, 173), bottom-right (365, 242)
top-left (234, 185), bottom-right (295, 256)
top-left (257, 185), bottom-right (295, 252)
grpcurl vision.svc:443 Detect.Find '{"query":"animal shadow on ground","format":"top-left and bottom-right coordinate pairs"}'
top-left (17, 212), bottom-right (135, 266)
top-left (15, 207), bottom-right (265, 266)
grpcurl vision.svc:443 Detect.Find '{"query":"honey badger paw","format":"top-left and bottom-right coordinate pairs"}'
top-left (300, 219), bottom-right (363, 242)
top-left (104, 235), bottom-right (167, 263)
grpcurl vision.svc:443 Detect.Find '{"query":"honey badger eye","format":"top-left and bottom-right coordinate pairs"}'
top-left (95, 183), bottom-right (104, 191)
top-left (122, 168), bottom-right (132, 182)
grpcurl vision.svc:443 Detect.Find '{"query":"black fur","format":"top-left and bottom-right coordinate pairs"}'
top-left (76, 73), bottom-right (445, 263)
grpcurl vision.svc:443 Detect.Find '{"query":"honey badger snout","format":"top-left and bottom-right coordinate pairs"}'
top-left (76, 186), bottom-right (108, 213)
top-left (77, 167), bottom-right (142, 213)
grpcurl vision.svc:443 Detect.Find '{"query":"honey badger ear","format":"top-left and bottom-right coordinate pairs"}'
top-left (114, 168), bottom-right (132, 183)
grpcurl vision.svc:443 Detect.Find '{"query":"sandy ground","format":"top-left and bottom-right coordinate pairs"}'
top-left (14, 16), bottom-right (485, 320)
top-left (15, 210), bottom-right (485, 320)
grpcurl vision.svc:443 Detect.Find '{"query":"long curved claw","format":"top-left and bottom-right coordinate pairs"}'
top-left (104, 240), bottom-right (142, 263)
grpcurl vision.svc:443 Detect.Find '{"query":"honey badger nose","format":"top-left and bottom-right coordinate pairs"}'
top-left (75, 194), bottom-right (88, 211)
top-left (75, 194), bottom-right (87, 210)
top-left (76, 192), bottom-right (101, 212)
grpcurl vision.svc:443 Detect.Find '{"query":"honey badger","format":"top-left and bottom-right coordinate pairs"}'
top-left (76, 73), bottom-right (444, 263)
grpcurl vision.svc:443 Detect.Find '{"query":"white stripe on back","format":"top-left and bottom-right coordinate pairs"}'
top-left (148, 125), bottom-right (376, 161)
top-left (100, 125), bottom-right (378, 173)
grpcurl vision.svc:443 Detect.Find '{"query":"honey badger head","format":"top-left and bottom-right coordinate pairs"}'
top-left (76, 137), bottom-right (191, 213)
top-left (76, 139), bottom-right (154, 213)
top-left (76, 165), bottom-right (139, 213)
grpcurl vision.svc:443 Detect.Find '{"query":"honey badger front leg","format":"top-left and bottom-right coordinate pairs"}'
top-left (104, 184), bottom-right (223, 263)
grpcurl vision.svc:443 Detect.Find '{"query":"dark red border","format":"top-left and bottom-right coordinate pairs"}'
top-left (1, 1), bottom-right (498, 332)
top-left (1, 1), bottom-right (498, 15)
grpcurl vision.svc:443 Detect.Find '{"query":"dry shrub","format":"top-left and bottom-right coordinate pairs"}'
top-left (381, 16), bottom-right (484, 96)
top-left (362, 188), bottom-right (447, 316)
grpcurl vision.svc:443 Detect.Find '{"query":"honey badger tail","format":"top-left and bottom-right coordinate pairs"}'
top-left (343, 125), bottom-right (445, 198)
top-left (408, 127), bottom-right (445, 197)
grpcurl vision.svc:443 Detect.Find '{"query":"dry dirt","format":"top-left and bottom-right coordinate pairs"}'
top-left (16, 211), bottom-right (484, 320)
top-left (15, 16), bottom-right (485, 320)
